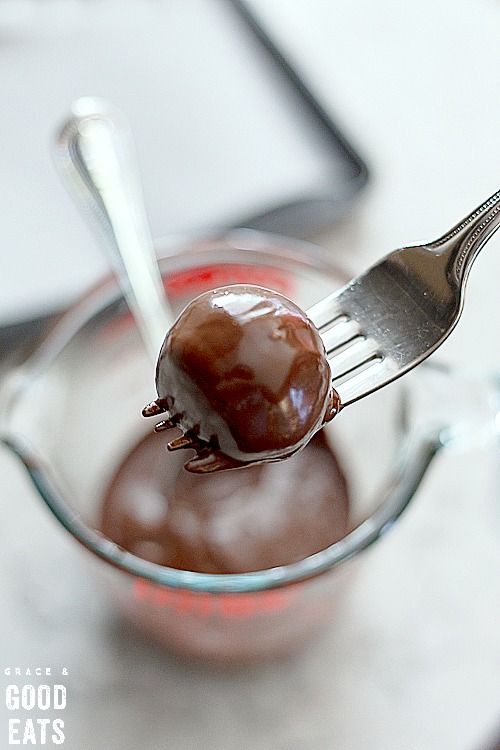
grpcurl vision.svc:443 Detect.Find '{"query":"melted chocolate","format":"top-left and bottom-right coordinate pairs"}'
top-left (99, 429), bottom-right (349, 574)
top-left (143, 285), bottom-right (340, 473)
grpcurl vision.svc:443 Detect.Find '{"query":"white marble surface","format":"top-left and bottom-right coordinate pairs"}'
top-left (1, 1), bottom-right (500, 749)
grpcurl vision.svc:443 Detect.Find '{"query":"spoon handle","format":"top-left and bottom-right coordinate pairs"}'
top-left (54, 97), bottom-right (173, 361)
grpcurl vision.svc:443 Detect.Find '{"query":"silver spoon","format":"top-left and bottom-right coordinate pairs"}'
top-left (54, 97), bottom-right (173, 361)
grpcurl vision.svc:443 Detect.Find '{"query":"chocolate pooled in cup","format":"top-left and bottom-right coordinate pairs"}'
top-left (100, 429), bottom-right (350, 573)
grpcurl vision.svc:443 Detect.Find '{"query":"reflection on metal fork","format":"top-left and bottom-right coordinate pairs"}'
top-left (307, 189), bottom-right (500, 406)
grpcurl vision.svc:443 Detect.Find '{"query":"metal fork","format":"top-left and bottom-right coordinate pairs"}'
top-left (307, 189), bottom-right (500, 406)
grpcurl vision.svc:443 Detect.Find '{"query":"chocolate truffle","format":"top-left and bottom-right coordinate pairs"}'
top-left (143, 285), bottom-right (340, 473)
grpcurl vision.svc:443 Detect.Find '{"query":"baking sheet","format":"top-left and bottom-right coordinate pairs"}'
top-left (0, 0), bottom-right (367, 330)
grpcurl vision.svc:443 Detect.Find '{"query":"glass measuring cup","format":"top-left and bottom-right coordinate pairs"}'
top-left (0, 231), bottom-right (444, 663)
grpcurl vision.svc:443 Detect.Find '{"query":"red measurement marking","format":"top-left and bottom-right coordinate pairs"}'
top-left (101, 264), bottom-right (295, 341)
top-left (164, 264), bottom-right (295, 299)
top-left (133, 578), bottom-right (300, 619)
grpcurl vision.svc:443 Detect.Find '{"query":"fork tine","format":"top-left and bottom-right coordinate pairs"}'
top-left (328, 337), bottom-right (381, 379)
top-left (321, 318), bottom-right (362, 354)
top-left (334, 357), bottom-right (399, 406)
top-left (307, 295), bottom-right (344, 330)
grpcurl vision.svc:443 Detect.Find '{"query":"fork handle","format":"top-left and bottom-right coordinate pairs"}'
top-left (430, 188), bottom-right (500, 285)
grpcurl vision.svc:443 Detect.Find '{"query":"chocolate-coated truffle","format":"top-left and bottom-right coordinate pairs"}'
top-left (143, 285), bottom-right (340, 473)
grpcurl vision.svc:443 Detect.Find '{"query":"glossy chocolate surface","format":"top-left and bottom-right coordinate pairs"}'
top-left (143, 285), bottom-right (340, 473)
